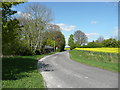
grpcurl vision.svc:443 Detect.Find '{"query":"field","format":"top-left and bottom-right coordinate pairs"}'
top-left (75, 48), bottom-right (119, 53)
top-left (2, 52), bottom-right (55, 88)
top-left (69, 50), bottom-right (119, 72)
top-left (64, 48), bottom-right (70, 50)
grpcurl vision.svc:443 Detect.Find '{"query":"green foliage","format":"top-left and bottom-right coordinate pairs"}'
top-left (2, 52), bottom-right (56, 88)
top-left (2, 2), bottom-right (23, 22)
top-left (70, 43), bottom-right (76, 50)
top-left (2, 55), bottom-right (43, 88)
top-left (2, 2), bottom-right (24, 55)
top-left (68, 34), bottom-right (76, 50)
top-left (118, 40), bottom-right (120, 48)
top-left (69, 50), bottom-right (119, 72)
top-left (14, 42), bottom-right (34, 55)
top-left (2, 2), bottom-right (65, 55)
top-left (68, 34), bottom-right (74, 46)
top-left (85, 41), bottom-right (103, 48)
top-left (46, 39), bottom-right (54, 47)
top-left (80, 38), bottom-right (119, 48)
top-left (47, 31), bottom-right (65, 51)
top-left (17, 4), bottom-right (54, 55)
top-left (102, 38), bottom-right (118, 47)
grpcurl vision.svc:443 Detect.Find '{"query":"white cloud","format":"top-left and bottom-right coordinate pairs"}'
top-left (11, 7), bottom-right (16, 10)
top-left (86, 33), bottom-right (99, 38)
top-left (56, 23), bottom-right (65, 26)
top-left (104, 38), bottom-right (110, 40)
top-left (17, 11), bottom-right (22, 15)
top-left (17, 11), bottom-right (31, 19)
top-left (56, 23), bottom-right (76, 31)
top-left (91, 21), bottom-right (97, 24)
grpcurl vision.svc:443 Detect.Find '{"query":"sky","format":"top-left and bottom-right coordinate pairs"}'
top-left (12, 2), bottom-right (118, 46)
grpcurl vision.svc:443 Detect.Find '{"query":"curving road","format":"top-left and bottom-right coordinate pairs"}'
top-left (38, 51), bottom-right (118, 88)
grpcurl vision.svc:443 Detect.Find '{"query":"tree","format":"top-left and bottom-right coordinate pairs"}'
top-left (18, 3), bottom-right (52, 54)
top-left (2, 2), bottom-right (23, 23)
top-left (46, 24), bottom-right (61, 50)
top-left (51, 31), bottom-right (65, 51)
top-left (46, 24), bottom-right (65, 51)
top-left (68, 34), bottom-right (76, 50)
top-left (2, 2), bottom-right (23, 55)
top-left (96, 36), bottom-right (104, 43)
top-left (46, 39), bottom-right (54, 47)
top-left (118, 40), bottom-right (120, 48)
top-left (102, 38), bottom-right (118, 47)
top-left (86, 41), bottom-right (103, 48)
top-left (47, 31), bottom-right (65, 51)
top-left (47, 24), bottom-right (61, 32)
top-left (73, 30), bottom-right (88, 47)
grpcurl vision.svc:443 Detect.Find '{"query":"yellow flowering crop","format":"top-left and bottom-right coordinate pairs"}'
top-left (64, 48), bottom-right (70, 50)
top-left (75, 48), bottom-right (119, 53)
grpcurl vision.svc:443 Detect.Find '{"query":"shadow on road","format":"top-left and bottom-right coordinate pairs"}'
top-left (38, 61), bottom-right (54, 72)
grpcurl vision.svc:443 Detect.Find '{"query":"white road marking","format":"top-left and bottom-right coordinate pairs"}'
top-left (73, 74), bottom-right (82, 79)
top-left (85, 77), bottom-right (88, 79)
top-left (57, 85), bottom-right (61, 88)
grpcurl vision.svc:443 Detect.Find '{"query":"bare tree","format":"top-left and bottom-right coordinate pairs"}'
top-left (73, 30), bottom-right (88, 46)
top-left (18, 3), bottom-right (52, 54)
top-left (47, 24), bottom-right (61, 32)
top-left (97, 36), bottom-right (104, 43)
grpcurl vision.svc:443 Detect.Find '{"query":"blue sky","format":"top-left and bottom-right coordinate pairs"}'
top-left (12, 2), bottom-right (118, 46)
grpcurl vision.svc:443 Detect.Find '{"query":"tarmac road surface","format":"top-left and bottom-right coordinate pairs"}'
top-left (38, 51), bottom-right (118, 88)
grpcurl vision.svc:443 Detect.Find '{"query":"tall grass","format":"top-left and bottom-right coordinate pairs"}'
top-left (69, 50), bottom-right (119, 72)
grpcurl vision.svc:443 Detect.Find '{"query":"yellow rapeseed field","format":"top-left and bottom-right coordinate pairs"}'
top-left (64, 48), bottom-right (70, 50)
top-left (75, 48), bottom-right (119, 53)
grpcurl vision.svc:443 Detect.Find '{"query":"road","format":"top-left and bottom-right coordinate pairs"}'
top-left (38, 51), bottom-right (118, 88)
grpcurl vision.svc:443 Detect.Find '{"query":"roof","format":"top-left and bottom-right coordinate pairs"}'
top-left (45, 45), bottom-right (53, 49)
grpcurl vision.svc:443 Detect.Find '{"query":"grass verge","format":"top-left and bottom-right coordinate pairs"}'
top-left (2, 52), bottom-right (56, 88)
top-left (69, 50), bottom-right (119, 72)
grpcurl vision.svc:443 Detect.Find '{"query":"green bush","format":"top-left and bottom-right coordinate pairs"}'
top-left (70, 44), bottom-right (76, 50)
top-left (102, 38), bottom-right (118, 48)
top-left (79, 42), bottom-right (103, 48)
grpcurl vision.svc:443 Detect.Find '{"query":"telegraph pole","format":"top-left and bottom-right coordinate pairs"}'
top-left (54, 41), bottom-right (55, 52)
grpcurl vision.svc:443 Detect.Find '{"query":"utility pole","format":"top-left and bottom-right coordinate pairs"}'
top-left (54, 41), bottom-right (55, 52)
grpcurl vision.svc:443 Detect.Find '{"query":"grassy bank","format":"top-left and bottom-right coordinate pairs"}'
top-left (69, 50), bottom-right (119, 72)
top-left (2, 52), bottom-right (55, 88)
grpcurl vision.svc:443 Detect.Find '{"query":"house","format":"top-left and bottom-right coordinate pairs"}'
top-left (44, 45), bottom-right (54, 53)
